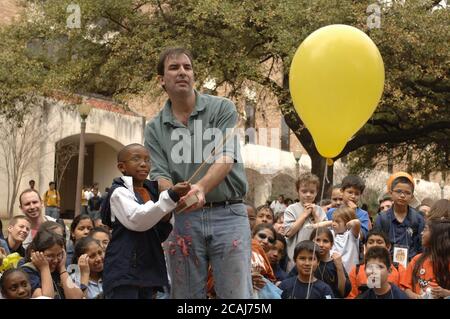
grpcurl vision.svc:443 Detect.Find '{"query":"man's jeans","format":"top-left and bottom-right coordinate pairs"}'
top-left (45, 206), bottom-right (60, 219)
top-left (168, 203), bottom-right (252, 299)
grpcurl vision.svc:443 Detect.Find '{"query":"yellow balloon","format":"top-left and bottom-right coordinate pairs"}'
top-left (290, 24), bottom-right (384, 158)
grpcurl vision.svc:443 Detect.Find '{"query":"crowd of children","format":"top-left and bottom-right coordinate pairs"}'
top-left (1, 142), bottom-right (449, 299)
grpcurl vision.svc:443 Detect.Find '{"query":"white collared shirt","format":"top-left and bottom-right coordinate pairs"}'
top-left (109, 176), bottom-right (177, 232)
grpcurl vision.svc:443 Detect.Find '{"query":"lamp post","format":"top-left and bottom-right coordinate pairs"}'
top-left (294, 150), bottom-right (302, 180)
top-left (74, 103), bottom-right (91, 217)
top-left (440, 180), bottom-right (445, 199)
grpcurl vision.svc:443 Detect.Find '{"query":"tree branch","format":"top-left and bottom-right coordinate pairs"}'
top-left (337, 121), bottom-right (450, 159)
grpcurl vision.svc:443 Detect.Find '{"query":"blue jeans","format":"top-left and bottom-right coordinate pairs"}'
top-left (168, 203), bottom-right (252, 299)
top-left (45, 206), bottom-right (60, 219)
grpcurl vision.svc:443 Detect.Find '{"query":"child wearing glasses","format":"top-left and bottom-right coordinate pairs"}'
top-left (21, 230), bottom-right (83, 298)
top-left (101, 143), bottom-right (190, 299)
top-left (284, 173), bottom-right (327, 272)
top-left (374, 172), bottom-right (425, 262)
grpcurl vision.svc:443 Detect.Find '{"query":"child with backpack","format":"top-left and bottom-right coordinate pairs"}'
top-left (374, 172), bottom-right (425, 262)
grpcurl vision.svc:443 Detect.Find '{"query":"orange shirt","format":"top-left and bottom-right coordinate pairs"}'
top-left (347, 263), bottom-right (406, 299)
top-left (250, 239), bottom-right (276, 283)
top-left (400, 254), bottom-right (439, 294)
top-left (134, 187), bottom-right (151, 203)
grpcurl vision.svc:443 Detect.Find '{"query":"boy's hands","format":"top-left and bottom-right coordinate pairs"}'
top-left (304, 203), bottom-right (315, 216)
top-left (172, 182), bottom-right (191, 197)
top-left (346, 200), bottom-right (358, 210)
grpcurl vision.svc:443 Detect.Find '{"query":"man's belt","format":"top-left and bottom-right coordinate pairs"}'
top-left (203, 200), bottom-right (243, 208)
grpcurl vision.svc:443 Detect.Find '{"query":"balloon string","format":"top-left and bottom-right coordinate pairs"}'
top-left (307, 159), bottom-right (329, 299)
top-left (319, 160), bottom-right (329, 203)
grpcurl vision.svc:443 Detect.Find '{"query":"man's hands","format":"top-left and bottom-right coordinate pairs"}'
top-left (177, 184), bottom-right (206, 213)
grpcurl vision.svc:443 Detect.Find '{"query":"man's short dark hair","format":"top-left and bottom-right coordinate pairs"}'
top-left (157, 47), bottom-right (194, 76)
top-left (364, 246), bottom-right (391, 269)
top-left (341, 175), bottom-right (365, 193)
top-left (49, 181), bottom-right (55, 186)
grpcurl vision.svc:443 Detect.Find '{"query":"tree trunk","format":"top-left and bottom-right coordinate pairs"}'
top-left (310, 150), bottom-right (334, 201)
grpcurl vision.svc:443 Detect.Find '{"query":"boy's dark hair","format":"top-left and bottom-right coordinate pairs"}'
top-left (26, 230), bottom-right (65, 262)
top-left (309, 227), bottom-right (334, 245)
top-left (49, 181), bottom-right (55, 186)
top-left (256, 205), bottom-right (274, 219)
top-left (391, 176), bottom-right (414, 192)
top-left (295, 172), bottom-right (320, 192)
top-left (293, 240), bottom-right (320, 261)
top-left (157, 47), bottom-right (194, 76)
top-left (366, 229), bottom-right (390, 248)
top-left (364, 246), bottom-right (391, 269)
top-left (72, 236), bottom-right (102, 265)
top-left (0, 268), bottom-right (30, 291)
top-left (70, 214), bottom-right (94, 242)
top-left (89, 226), bottom-right (112, 240)
top-left (341, 175), bottom-right (365, 193)
top-left (117, 143), bottom-right (147, 162)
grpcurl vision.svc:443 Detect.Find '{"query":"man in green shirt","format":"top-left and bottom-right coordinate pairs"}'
top-left (145, 48), bottom-right (252, 299)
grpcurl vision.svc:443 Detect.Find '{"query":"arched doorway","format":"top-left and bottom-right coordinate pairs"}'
top-left (55, 134), bottom-right (124, 218)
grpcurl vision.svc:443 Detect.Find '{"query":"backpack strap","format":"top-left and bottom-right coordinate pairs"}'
top-left (100, 180), bottom-right (122, 228)
top-left (379, 211), bottom-right (391, 239)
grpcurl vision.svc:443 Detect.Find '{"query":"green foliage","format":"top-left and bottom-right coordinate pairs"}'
top-left (1, 0), bottom-right (449, 177)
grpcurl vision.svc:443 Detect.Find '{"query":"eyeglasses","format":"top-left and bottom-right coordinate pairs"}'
top-left (124, 156), bottom-right (150, 164)
top-left (256, 232), bottom-right (275, 244)
top-left (392, 189), bottom-right (412, 197)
